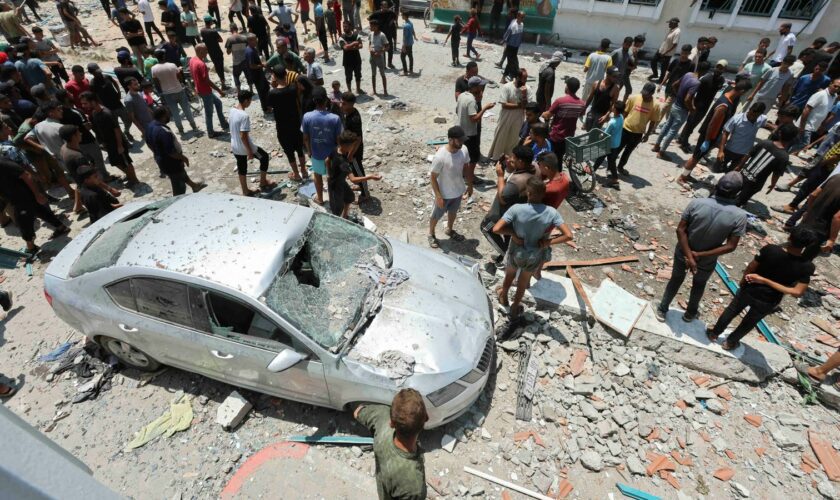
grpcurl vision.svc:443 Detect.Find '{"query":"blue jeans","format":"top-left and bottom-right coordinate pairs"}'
top-left (162, 90), bottom-right (196, 132)
top-left (200, 92), bottom-right (228, 134)
top-left (655, 103), bottom-right (688, 151)
top-left (466, 32), bottom-right (478, 58)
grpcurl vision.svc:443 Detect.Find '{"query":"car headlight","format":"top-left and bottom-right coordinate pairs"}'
top-left (426, 381), bottom-right (468, 407)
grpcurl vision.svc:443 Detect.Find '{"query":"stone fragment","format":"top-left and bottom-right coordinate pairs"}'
top-left (441, 434), bottom-right (457, 453)
top-left (216, 391), bottom-right (252, 431)
top-left (613, 363), bottom-right (630, 377)
top-left (580, 451), bottom-right (603, 472)
top-left (627, 456), bottom-right (646, 476)
top-left (731, 482), bottom-right (750, 498)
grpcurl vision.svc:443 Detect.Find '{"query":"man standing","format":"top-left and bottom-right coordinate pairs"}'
top-left (768, 22), bottom-right (796, 67)
top-left (713, 102), bottom-right (768, 173)
top-left (87, 63), bottom-right (133, 140)
top-left (678, 60), bottom-right (726, 153)
top-left (201, 15), bottom-right (227, 88)
top-left (122, 77), bottom-right (154, 142)
top-left (229, 90), bottom-right (275, 196)
top-left (795, 77), bottom-right (839, 152)
top-left (302, 87), bottom-right (343, 205)
top-left (480, 145), bottom-right (535, 259)
top-left (789, 62), bottom-right (831, 111)
top-left (245, 34), bottom-right (269, 112)
top-left (734, 123), bottom-right (797, 207)
top-left (339, 20), bottom-right (363, 94)
top-left (456, 76), bottom-right (495, 199)
top-left (743, 54), bottom-right (795, 113)
top-left (455, 61), bottom-right (479, 100)
top-left (353, 389), bottom-right (428, 500)
top-left (138, 0), bottom-right (164, 46)
top-left (117, 8), bottom-right (147, 73)
top-left (654, 61), bottom-right (706, 157)
top-left (400, 10), bottom-right (417, 76)
top-left (650, 17), bottom-right (680, 83)
top-left (742, 48), bottom-right (771, 89)
top-left (340, 91), bottom-right (368, 199)
top-left (428, 125), bottom-right (469, 248)
top-left (542, 77), bottom-right (585, 158)
top-left (225, 25), bottom-right (250, 93)
top-left (267, 66), bottom-right (307, 181)
top-left (145, 106), bottom-right (206, 195)
top-left (536, 51), bottom-right (563, 112)
top-left (368, 20), bottom-right (389, 95)
top-left (582, 38), bottom-right (613, 102)
top-left (303, 47), bottom-right (324, 86)
top-left (268, 1), bottom-right (299, 51)
top-left (611, 37), bottom-right (633, 101)
top-left (614, 82), bottom-right (660, 176)
top-left (677, 80), bottom-right (752, 186)
top-left (79, 91), bottom-right (140, 186)
top-left (489, 68), bottom-right (531, 161)
top-left (655, 172), bottom-right (747, 322)
top-left (150, 50), bottom-right (198, 134)
top-left (190, 44), bottom-right (229, 138)
top-left (498, 11), bottom-right (524, 83)
top-left (583, 66), bottom-right (620, 131)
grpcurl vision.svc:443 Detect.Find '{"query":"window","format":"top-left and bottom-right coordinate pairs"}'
top-left (628, 0), bottom-right (660, 5)
top-left (132, 278), bottom-right (193, 328)
top-left (739, 0), bottom-right (778, 16)
top-left (106, 279), bottom-right (136, 310)
top-left (779, 0), bottom-right (823, 19)
top-left (700, 0), bottom-right (735, 14)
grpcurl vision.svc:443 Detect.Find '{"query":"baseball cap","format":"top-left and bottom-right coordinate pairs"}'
top-left (448, 125), bottom-right (466, 139)
top-left (642, 82), bottom-right (656, 94)
top-left (717, 171), bottom-right (743, 194)
top-left (467, 76), bottom-right (486, 88)
top-left (715, 59), bottom-right (728, 68)
top-left (117, 50), bottom-right (131, 62)
top-left (0, 53), bottom-right (7, 65)
top-left (203, 14), bottom-right (214, 22)
top-left (549, 50), bottom-right (564, 64)
top-left (86, 62), bottom-right (101, 73)
top-left (669, 17), bottom-right (680, 23)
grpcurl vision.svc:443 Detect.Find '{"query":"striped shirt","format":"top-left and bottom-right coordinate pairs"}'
top-left (741, 140), bottom-right (788, 183)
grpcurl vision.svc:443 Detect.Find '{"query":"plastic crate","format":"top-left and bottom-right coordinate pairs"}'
top-left (564, 129), bottom-right (611, 163)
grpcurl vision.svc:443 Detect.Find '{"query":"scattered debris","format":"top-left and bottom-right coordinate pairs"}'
top-left (216, 391), bottom-right (252, 431)
top-left (125, 393), bottom-right (193, 451)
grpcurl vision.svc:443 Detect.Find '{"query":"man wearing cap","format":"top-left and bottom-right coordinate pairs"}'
top-left (536, 51), bottom-right (563, 112)
top-left (583, 66), bottom-right (620, 131)
top-left (191, 44), bottom-right (229, 138)
top-left (650, 17), bottom-right (680, 84)
top-left (456, 75), bottom-right (495, 199)
top-left (114, 51), bottom-right (144, 90)
top-left (201, 14), bottom-right (227, 88)
top-left (302, 86), bottom-right (343, 205)
top-left (768, 22), bottom-right (796, 67)
top-left (614, 82), bottom-right (660, 175)
top-left (655, 171), bottom-right (747, 323)
top-left (489, 68), bottom-right (532, 161)
top-left (428, 125), bottom-right (469, 248)
top-left (582, 38), bottom-right (613, 102)
top-left (542, 76), bottom-right (585, 159)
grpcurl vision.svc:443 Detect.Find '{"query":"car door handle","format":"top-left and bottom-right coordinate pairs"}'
top-left (118, 324), bottom-right (138, 333)
top-left (211, 350), bottom-right (234, 359)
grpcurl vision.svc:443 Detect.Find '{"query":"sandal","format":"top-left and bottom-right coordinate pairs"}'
top-left (705, 328), bottom-right (718, 343)
top-left (427, 235), bottom-right (439, 248)
top-left (496, 287), bottom-right (509, 307)
top-left (445, 228), bottom-right (465, 241)
top-left (721, 340), bottom-right (740, 351)
top-left (0, 383), bottom-right (16, 399)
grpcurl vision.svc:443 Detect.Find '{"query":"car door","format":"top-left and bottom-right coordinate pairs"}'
top-left (190, 287), bottom-right (331, 406)
top-left (103, 277), bottom-right (227, 378)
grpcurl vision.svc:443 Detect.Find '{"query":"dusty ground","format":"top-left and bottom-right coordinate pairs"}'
top-left (3, 1), bottom-right (840, 499)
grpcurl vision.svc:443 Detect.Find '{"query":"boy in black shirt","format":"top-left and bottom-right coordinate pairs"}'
top-left (79, 91), bottom-right (139, 186)
top-left (77, 165), bottom-right (121, 223)
top-left (734, 123), bottom-right (797, 207)
top-left (707, 225), bottom-right (818, 350)
top-left (201, 15), bottom-right (227, 88)
top-left (341, 91), bottom-right (368, 199)
top-left (327, 130), bottom-right (380, 218)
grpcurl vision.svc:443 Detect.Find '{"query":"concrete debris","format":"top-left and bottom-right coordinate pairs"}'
top-left (216, 391), bottom-right (252, 431)
top-left (731, 482), bottom-right (751, 498)
top-left (441, 434), bottom-right (457, 453)
top-left (580, 451), bottom-right (603, 472)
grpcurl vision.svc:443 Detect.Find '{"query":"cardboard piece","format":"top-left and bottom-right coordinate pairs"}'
top-left (591, 279), bottom-right (647, 337)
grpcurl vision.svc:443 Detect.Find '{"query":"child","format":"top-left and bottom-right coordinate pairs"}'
top-left (141, 80), bottom-right (156, 106)
top-left (325, 0), bottom-right (338, 45)
top-left (400, 10), bottom-right (417, 75)
top-left (525, 122), bottom-right (552, 159)
top-left (592, 100), bottom-right (625, 189)
top-left (443, 15), bottom-right (463, 67)
top-left (332, 0), bottom-right (342, 36)
top-left (462, 8), bottom-right (480, 60)
top-left (327, 130), bottom-right (381, 218)
top-left (181, 3), bottom-right (199, 45)
top-left (329, 80), bottom-right (342, 112)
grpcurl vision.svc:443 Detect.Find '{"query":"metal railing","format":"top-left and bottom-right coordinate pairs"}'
top-left (628, 0), bottom-right (660, 5)
top-left (779, 0), bottom-right (824, 19)
top-left (700, 0), bottom-right (735, 13)
top-left (738, 0), bottom-right (778, 16)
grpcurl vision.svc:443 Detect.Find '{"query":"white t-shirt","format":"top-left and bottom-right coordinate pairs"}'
top-left (802, 89), bottom-right (837, 132)
top-left (270, 5), bottom-right (296, 32)
top-left (138, 0), bottom-right (154, 22)
top-left (151, 63), bottom-right (183, 94)
top-left (306, 61), bottom-right (323, 81)
top-left (430, 145), bottom-right (468, 199)
top-left (229, 107), bottom-right (257, 155)
top-left (771, 32), bottom-right (796, 63)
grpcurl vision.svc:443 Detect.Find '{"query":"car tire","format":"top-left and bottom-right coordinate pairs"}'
top-left (98, 336), bottom-right (162, 372)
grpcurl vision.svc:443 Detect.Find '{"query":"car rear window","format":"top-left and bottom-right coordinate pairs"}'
top-left (68, 198), bottom-right (179, 278)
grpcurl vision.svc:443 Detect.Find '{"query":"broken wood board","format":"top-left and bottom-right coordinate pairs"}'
top-left (591, 279), bottom-right (648, 337)
top-left (464, 467), bottom-right (554, 500)
top-left (567, 266), bottom-right (596, 325)
top-left (544, 255), bottom-right (638, 269)
top-left (811, 318), bottom-right (839, 338)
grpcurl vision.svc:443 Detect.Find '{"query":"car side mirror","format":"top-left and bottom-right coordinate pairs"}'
top-left (267, 350), bottom-right (307, 373)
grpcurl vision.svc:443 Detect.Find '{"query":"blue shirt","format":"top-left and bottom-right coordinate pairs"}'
top-left (503, 20), bottom-right (524, 48)
top-left (502, 203), bottom-right (565, 249)
top-left (15, 58), bottom-right (47, 88)
top-left (301, 109), bottom-right (343, 160)
top-left (314, 2), bottom-right (323, 16)
top-left (723, 112), bottom-right (768, 155)
top-left (790, 73), bottom-right (830, 110)
top-left (531, 139), bottom-right (552, 158)
top-left (603, 115), bottom-right (624, 149)
top-left (403, 21), bottom-right (415, 47)
top-left (145, 120), bottom-right (181, 172)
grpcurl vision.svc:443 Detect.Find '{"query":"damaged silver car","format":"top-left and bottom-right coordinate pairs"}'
top-left (44, 193), bottom-right (494, 427)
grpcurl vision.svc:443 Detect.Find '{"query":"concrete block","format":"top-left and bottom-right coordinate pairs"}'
top-left (216, 391), bottom-right (252, 431)
top-left (629, 306), bottom-right (791, 383)
top-left (526, 273), bottom-right (595, 318)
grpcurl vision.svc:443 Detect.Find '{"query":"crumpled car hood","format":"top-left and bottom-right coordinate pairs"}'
top-left (347, 240), bottom-right (492, 383)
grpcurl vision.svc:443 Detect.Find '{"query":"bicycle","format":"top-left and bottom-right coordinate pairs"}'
top-left (563, 128), bottom-right (611, 193)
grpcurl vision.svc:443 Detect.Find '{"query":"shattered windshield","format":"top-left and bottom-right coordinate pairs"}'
top-left (69, 198), bottom-right (179, 278)
top-left (263, 213), bottom-right (391, 349)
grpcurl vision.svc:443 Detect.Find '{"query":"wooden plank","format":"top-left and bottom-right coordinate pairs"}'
top-left (566, 266), bottom-right (596, 325)
top-left (811, 317), bottom-right (839, 338)
top-left (463, 466), bottom-right (554, 500)
top-left (544, 255), bottom-right (639, 269)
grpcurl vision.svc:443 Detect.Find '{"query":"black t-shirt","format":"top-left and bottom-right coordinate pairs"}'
top-left (368, 10), bottom-right (396, 31)
top-left (698, 94), bottom-right (735, 142)
top-left (740, 140), bottom-right (789, 185)
top-left (695, 72), bottom-right (725, 110)
top-left (744, 244), bottom-right (814, 304)
top-left (665, 59), bottom-right (692, 91)
top-left (245, 46), bottom-right (262, 75)
top-left (327, 151), bottom-right (355, 215)
top-left (91, 76), bottom-right (124, 110)
top-left (114, 66), bottom-right (143, 91)
top-left (61, 107), bottom-right (96, 144)
top-left (80, 185), bottom-right (118, 223)
top-left (0, 159), bottom-right (35, 206)
top-left (248, 15), bottom-right (270, 40)
top-left (161, 10), bottom-right (179, 30)
top-left (120, 19), bottom-right (146, 46)
top-left (201, 28), bottom-right (224, 59)
top-left (267, 86), bottom-right (301, 131)
top-left (60, 145), bottom-right (91, 183)
top-left (537, 65), bottom-right (555, 111)
top-left (803, 175), bottom-right (840, 237)
top-left (342, 108), bottom-right (362, 138)
top-left (91, 109), bottom-right (120, 149)
top-left (339, 32), bottom-right (362, 67)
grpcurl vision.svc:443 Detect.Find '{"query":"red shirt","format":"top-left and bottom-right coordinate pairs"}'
top-left (64, 78), bottom-right (90, 107)
top-left (543, 173), bottom-right (570, 208)
top-left (547, 94), bottom-right (585, 142)
top-left (188, 57), bottom-right (212, 96)
top-left (463, 17), bottom-right (480, 34)
top-left (298, 0), bottom-right (309, 11)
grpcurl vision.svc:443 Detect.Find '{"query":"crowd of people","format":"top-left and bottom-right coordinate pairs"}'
top-left (0, 0), bottom-right (840, 495)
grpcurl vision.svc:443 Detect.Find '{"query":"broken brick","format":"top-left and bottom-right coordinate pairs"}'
top-left (645, 428), bottom-right (661, 442)
top-left (501, 491), bottom-right (512, 500)
top-left (690, 374), bottom-right (711, 387)
top-left (755, 448), bottom-right (766, 457)
top-left (725, 450), bottom-right (737, 460)
top-left (677, 437), bottom-right (686, 449)
top-left (621, 264), bottom-right (633, 273)
top-left (744, 415), bottom-right (762, 428)
top-left (810, 431), bottom-right (840, 481)
top-left (699, 431), bottom-right (712, 442)
top-left (556, 479), bottom-right (574, 499)
top-left (670, 451), bottom-right (693, 466)
top-left (646, 455), bottom-right (677, 476)
top-left (659, 470), bottom-right (680, 490)
top-left (801, 454), bottom-right (819, 474)
top-left (569, 350), bottom-right (588, 377)
top-left (675, 400), bottom-right (687, 410)
top-left (713, 386), bottom-right (733, 401)
top-left (713, 468), bottom-right (735, 481)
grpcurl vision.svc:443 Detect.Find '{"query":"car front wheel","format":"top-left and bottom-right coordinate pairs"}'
top-left (98, 336), bottom-right (162, 372)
